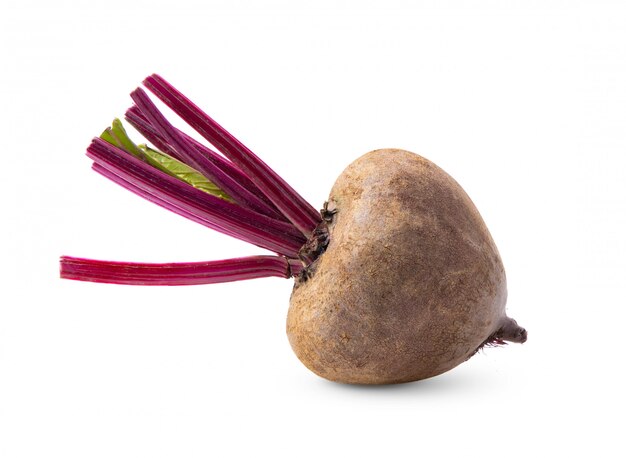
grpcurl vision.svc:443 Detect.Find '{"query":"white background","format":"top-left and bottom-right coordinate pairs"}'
top-left (1, 1), bottom-right (625, 456)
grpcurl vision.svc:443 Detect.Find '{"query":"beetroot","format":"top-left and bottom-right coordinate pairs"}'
top-left (288, 149), bottom-right (526, 384)
top-left (61, 75), bottom-right (526, 384)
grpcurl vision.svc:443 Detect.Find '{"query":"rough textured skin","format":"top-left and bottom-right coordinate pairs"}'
top-left (287, 149), bottom-right (525, 384)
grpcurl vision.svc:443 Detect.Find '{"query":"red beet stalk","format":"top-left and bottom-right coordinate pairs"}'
top-left (125, 106), bottom-right (276, 212)
top-left (60, 75), bottom-right (320, 286)
top-left (129, 87), bottom-right (286, 221)
top-left (86, 138), bottom-right (306, 258)
top-left (142, 74), bottom-right (321, 237)
top-left (61, 256), bottom-right (291, 286)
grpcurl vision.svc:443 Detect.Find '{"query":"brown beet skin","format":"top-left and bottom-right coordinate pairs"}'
top-left (287, 149), bottom-right (526, 384)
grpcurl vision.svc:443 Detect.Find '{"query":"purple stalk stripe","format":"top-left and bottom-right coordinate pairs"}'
top-left (143, 74), bottom-right (321, 236)
top-left (125, 106), bottom-right (283, 216)
top-left (87, 138), bottom-right (306, 258)
top-left (130, 88), bottom-right (285, 221)
top-left (60, 255), bottom-right (291, 286)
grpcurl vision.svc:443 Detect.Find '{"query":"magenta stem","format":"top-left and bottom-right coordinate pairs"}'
top-left (88, 138), bottom-right (306, 258)
top-left (142, 74), bottom-right (321, 237)
top-left (129, 87), bottom-right (285, 221)
top-left (61, 75), bottom-right (320, 288)
top-left (125, 105), bottom-right (282, 216)
top-left (60, 255), bottom-right (291, 285)
top-left (124, 106), bottom-right (187, 162)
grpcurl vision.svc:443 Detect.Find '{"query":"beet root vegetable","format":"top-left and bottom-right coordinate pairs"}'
top-left (60, 75), bottom-right (526, 385)
top-left (288, 149), bottom-right (526, 384)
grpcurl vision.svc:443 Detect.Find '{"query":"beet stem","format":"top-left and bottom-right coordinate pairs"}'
top-left (142, 74), bottom-right (321, 237)
top-left (130, 87), bottom-right (286, 220)
top-left (125, 106), bottom-right (284, 217)
top-left (88, 138), bottom-right (306, 258)
top-left (124, 106), bottom-right (187, 162)
top-left (60, 76), bottom-right (320, 287)
top-left (60, 255), bottom-right (291, 286)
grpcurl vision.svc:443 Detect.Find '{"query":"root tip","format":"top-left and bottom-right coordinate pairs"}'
top-left (498, 317), bottom-right (528, 344)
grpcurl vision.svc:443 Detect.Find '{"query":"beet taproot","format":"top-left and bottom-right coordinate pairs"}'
top-left (287, 149), bottom-right (526, 384)
top-left (61, 75), bottom-right (526, 386)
